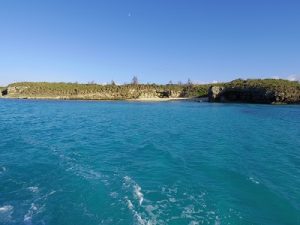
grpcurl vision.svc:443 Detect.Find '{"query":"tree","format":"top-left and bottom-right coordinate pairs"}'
top-left (132, 76), bottom-right (139, 85)
top-left (111, 80), bottom-right (116, 86)
top-left (187, 78), bottom-right (193, 86)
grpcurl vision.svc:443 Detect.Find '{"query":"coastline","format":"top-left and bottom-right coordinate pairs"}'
top-left (0, 96), bottom-right (207, 102)
top-left (1, 79), bottom-right (299, 104)
top-left (128, 97), bottom-right (199, 102)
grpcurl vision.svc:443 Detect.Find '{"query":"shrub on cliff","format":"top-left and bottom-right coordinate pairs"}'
top-left (6, 82), bottom-right (210, 99)
top-left (210, 79), bottom-right (300, 103)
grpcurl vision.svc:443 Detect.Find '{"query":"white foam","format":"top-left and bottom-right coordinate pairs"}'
top-left (48, 190), bottom-right (56, 196)
top-left (181, 205), bottom-right (195, 219)
top-left (87, 169), bottom-right (102, 179)
top-left (134, 184), bottom-right (144, 206)
top-left (126, 198), bottom-right (148, 225)
top-left (169, 198), bottom-right (176, 203)
top-left (27, 186), bottom-right (39, 193)
top-left (125, 181), bottom-right (220, 224)
top-left (123, 176), bottom-right (144, 206)
top-left (0, 167), bottom-right (6, 174)
top-left (249, 177), bottom-right (260, 184)
top-left (189, 221), bottom-right (199, 225)
top-left (145, 205), bottom-right (157, 214)
top-left (124, 176), bottom-right (131, 181)
top-left (123, 177), bottom-right (156, 224)
top-left (38, 190), bottom-right (56, 202)
top-left (123, 176), bottom-right (167, 225)
top-left (0, 205), bottom-right (14, 221)
top-left (161, 186), bottom-right (178, 195)
top-left (0, 205), bottom-right (13, 213)
top-left (127, 199), bottom-right (134, 210)
top-left (24, 203), bottom-right (38, 224)
top-left (214, 216), bottom-right (221, 225)
top-left (52, 147), bottom-right (110, 186)
top-left (110, 192), bottom-right (118, 198)
top-left (124, 176), bottom-right (132, 187)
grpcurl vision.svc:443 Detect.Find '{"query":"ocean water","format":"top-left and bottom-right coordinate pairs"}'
top-left (0, 99), bottom-right (299, 225)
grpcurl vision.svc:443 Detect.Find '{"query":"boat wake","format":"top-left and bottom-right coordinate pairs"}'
top-left (0, 205), bottom-right (14, 222)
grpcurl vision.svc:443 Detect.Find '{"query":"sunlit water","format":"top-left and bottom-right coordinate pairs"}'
top-left (0, 99), bottom-right (299, 225)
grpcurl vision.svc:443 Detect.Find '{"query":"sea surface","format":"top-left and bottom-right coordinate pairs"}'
top-left (0, 99), bottom-right (299, 225)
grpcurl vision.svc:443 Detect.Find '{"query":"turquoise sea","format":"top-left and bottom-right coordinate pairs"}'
top-left (0, 99), bottom-right (299, 225)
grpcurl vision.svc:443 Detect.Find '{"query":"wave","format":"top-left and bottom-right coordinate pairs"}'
top-left (123, 181), bottom-right (230, 225)
top-left (249, 177), bottom-right (260, 184)
top-left (47, 146), bottom-right (238, 224)
top-left (134, 184), bottom-right (144, 206)
top-left (24, 203), bottom-right (38, 224)
top-left (22, 190), bottom-right (54, 224)
top-left (124, 176), bottom-right (144, 207)
top-left (0, 205), bottom-right (13, 213)
top-left (0, 205), bottom-right (14, 222)
top-left (125, 198), bottom-right (152, 225)
top-left (0, 166), bottom-right (6, 174)
top-left (27, 186), bottom-right (39, 193)
top-left (123, 176), bottom-right (156, 225)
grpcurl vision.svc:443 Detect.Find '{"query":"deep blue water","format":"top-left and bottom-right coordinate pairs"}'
top-left (0, 99), bottom-right (299, 225)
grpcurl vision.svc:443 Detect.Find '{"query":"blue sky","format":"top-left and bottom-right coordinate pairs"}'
top-left (0, 0), bottom-right (300, 85)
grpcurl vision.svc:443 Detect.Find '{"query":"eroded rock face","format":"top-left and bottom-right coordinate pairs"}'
top-left (220, 88), bottom-right (276, 103)
top-left (6, 86), bottom-right (28, 95)
top-left (208, 85), bottom-right (275, 103)
top-left (208, 85), bottom-right (300, 104)
top-left (208, 86), bottom-right (225, 102)
top-left (1, 88), bottom-right (7, 96)
top-left (138, 90), bottom-right (182, 99)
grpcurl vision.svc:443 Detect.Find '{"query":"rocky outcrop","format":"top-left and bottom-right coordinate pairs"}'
top-left (2, 83), bottom-right (206, 100)
top-left (208, 83), bottom-right (300, 104)
top-left (2, 86), bottom-right (28, 96)
top-left (208, 86), bottom-right (276, 103)
top-left (208, 86), bottom-right (225, 101)
top-left (1, 88), bottom-right (7, 97)
top-left (3, 80), bottom-right (299, 103)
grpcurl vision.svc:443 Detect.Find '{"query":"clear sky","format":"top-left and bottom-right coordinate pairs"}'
top-left (0, 0), bottom-right (300, 85)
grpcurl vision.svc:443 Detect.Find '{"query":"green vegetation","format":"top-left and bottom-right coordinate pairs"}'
top-left (225, 78), bottom-right (300, 90)
top-left (209, 79), bottom-right (300, 104)
top-left (3, 82), bottom-right (210, 100)
top-left (2, 79), bottom-right (299, 103)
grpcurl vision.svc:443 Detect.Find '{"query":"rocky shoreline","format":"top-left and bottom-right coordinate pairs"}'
top-left (0, 82), bottom-right (208, 101)
top-left (1, 79), bottom-right (299, 104)
top-left (208, 79), bottom-right (300, 104)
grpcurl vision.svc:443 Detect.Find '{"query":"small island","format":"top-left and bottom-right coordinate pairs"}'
top-left (1, 79), bottom-right (299, 104)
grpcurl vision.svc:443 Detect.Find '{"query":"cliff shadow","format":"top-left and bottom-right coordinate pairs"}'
top-left (1, 89), bottom-right (8, 96)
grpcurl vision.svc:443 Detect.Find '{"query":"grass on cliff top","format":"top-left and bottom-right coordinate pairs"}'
top-left (8, 79), bottom-right (300, 90)
top-left (7, 82), bottom-right (210, 98)
top-left (225, 79), bottom-right (300, 90)
top-left (6, 79), bottom-right (300, 98)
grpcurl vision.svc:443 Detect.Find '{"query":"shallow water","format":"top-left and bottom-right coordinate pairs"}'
top-left (0, 99), bottom-right (299, 225)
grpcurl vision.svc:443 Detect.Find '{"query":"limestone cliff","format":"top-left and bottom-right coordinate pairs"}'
top-left (1, 82), bottom-right (208, 100)
top-left (208, 79), bottom-right (300, 104)
top-left (2, 79), bottom-right (299, 104)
